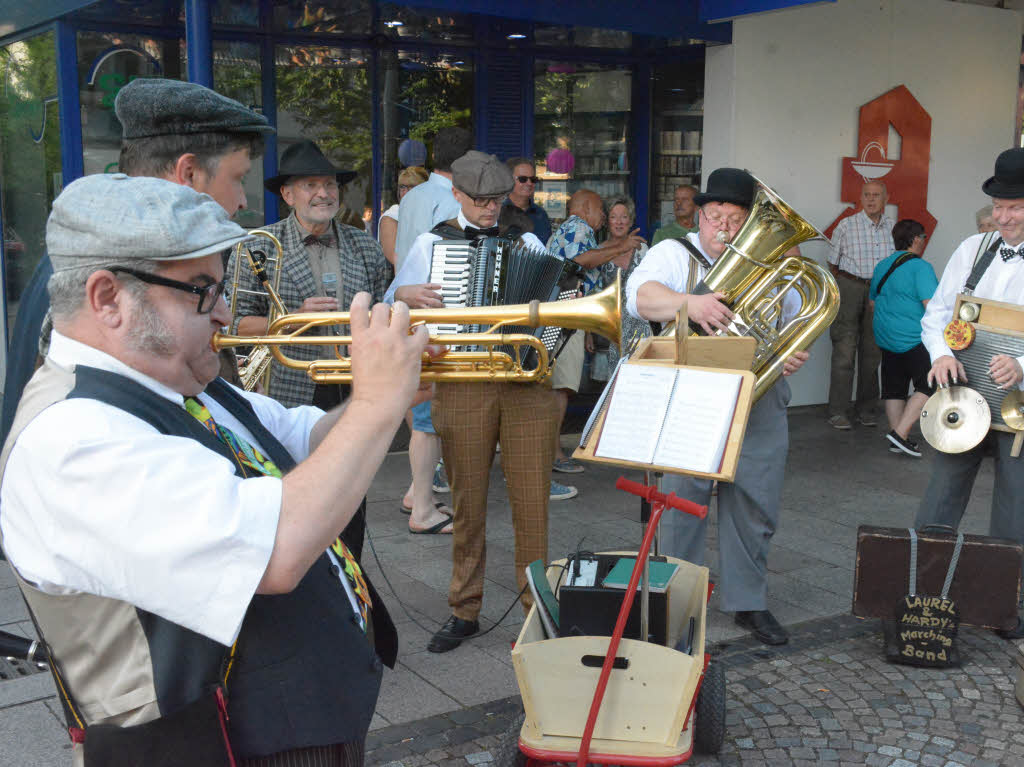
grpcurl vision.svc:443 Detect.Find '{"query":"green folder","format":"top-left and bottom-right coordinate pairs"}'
top-left (602, 558), bottom-right (678, 593)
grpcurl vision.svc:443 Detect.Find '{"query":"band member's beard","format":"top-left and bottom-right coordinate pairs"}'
top-left (126, 291), bottom-right (176, 358)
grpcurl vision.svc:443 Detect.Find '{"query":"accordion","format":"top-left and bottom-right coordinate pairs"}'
top-left (430, 236), bottom-right (578, 356)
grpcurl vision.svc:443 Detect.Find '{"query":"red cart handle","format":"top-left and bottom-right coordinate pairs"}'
top-left (615, 476), bottom-right (708, 519)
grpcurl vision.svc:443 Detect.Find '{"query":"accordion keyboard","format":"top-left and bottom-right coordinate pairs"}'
top-left (430, 241), bottom-right (476, 337)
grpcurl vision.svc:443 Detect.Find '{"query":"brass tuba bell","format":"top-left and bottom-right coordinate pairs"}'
top-left (665, 175), bottom-right (839, 402)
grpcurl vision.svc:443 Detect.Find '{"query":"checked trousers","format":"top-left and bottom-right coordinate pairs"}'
top-left (433, 381), bottom-right (558, 620)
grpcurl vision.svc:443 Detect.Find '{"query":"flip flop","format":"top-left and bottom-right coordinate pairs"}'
top-left (400, 501), bottom-right (452, 516)
top-left (409, 517), bottom-right (453, 535)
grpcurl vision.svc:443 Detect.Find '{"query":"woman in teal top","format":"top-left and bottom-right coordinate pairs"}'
top-left (869, 219), bottom-right (938, 457)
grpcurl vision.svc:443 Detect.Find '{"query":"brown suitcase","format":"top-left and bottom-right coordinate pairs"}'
top-left (853, 525), bottom-right (1022, 630)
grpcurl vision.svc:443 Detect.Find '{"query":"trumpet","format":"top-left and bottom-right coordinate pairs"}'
top-left (212, 275), bottom-right (622, 384)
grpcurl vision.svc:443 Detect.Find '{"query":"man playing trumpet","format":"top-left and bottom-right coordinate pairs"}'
top-left (625, 168), bottom-right (809, 646)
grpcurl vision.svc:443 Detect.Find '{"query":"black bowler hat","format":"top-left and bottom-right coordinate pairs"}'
top-left (695, 167), bottom-right (757, 208)
top-left (264, 140), bottom-right (357, 196)
top-left (982, 148), bottom-right (1024, 199)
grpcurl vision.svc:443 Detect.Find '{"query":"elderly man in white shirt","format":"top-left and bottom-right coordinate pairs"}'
top-left (626, 168), bottom-right (808, 647)
top-left (0, 174), bottom-right (428, 765)
top-left (915, 149), bottom-right (1024, 640)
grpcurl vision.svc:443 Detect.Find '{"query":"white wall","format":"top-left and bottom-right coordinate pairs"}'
top-left (703, 0), bottom-right (1022, 406)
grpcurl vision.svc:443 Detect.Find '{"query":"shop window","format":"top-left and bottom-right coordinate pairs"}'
top-left (534, 61), bottom-right (632, 227)
top-left (649, 59), bottom-right (703, 235)
top-left (376, 5), bottom-right (475, 45)
top-left (273, 0), bottom-right (372, 36)
top-left (0, 31), bottom-right (61, 341)
top-left (70, 0), bottom-right (183, 26)
top-left (77, 31), bottom-right (182, 178)
top-left (378, 50), bottom-right (473, 215)
top-left (275, 45), bottom-right (372, 227)
top-left (214, 40), bottom-right (264, 228)
top-left (534, 25), bottom-right (632, 49)
top-left (213, 0), bottom-right (260, 27)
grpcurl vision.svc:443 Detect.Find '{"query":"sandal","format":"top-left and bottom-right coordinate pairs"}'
top-left (400, 501), bottom-right (452, 516)
top-left (409, 517), bottom-right (453, 535)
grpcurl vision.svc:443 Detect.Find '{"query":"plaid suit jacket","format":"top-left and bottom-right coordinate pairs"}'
top-left (227, 213), bottom-right (390, 408)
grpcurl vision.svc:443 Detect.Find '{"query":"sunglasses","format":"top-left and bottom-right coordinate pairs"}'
top-left (515, 175), bottom-right (539, 184)
top-left (109, 267), bottom-right (226, 314)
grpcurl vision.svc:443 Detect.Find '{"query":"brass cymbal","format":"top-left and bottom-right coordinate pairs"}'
top-left (1001, 390), bottom-right (1024, 431)
top-left (920, 385), bottom-right (991, 454)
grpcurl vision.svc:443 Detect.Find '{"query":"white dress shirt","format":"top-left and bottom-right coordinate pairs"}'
top-left (0, 332), bottom-right (324, 646)
top-left (921, 232), bottom-right (1024, 385)
top-left (625, 233), bottom-right (801, 323)
top-left (384, 210), bottom-right (546, 303)
top-left (393, 172), bottom-right (461, 271)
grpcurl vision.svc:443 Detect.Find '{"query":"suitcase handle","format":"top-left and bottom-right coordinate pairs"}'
top-left (917, 524), bottom-right (957, 536)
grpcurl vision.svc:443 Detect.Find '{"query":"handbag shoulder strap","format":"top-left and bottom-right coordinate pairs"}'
top-left (907, 528), bottom-right (965, 598)
top-left (875, 251), bottom-right (917, 296)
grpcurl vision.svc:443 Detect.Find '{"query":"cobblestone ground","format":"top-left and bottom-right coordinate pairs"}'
top-left (365, 614), bottom-right (1024, 767)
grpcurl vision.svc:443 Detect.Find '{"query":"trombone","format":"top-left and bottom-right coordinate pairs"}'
top-left (228, 230), bottom-right (286, 391)
top-left (213, 275), bottom-right (622, 384)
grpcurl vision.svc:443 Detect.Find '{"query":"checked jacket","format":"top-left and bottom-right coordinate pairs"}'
top-left (228, 212), bottom-right (391, 408)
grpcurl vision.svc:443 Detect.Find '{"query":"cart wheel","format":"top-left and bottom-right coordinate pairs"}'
top-left (496, 713), bottom-right (529, 767)
top-left (693, 661), bottom-right (726, 754)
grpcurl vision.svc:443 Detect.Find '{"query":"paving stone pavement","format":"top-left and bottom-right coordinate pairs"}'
top-left (365, 615), bottom-right (1024, 766)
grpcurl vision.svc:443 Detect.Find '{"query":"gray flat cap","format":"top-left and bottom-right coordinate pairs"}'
top-left (47, 174), bottom-right (252, 272)
top-left (451, 151), bottom-right (514, 198)
top-left (115, 78), bottom-right (273, 139)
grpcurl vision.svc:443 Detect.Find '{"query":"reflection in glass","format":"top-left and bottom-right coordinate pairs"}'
top-left (275, 45), bottom-right (371, 223)
top-left (0, 32), bottom-right (62, 339)
top-left (376, 4), bottom-right (475, 45)
top-left (650, 58), bottom-right (704, 233)
top-left (273, 0), bottom-right (372, 35)
top-left (70, 0), bottom-right (182, 26)
top-left (214, 41), bottom-right (264, 228)
top-left (534, 61), bottom-right (632, 226)
top-left (77, 31), bottom-right (179, 178)
top-left (214, 0), bottom-right (259, 26)
top-left (378, 51), bottom-right (473, 214)
top-left (535, 25), bottom-right (632, 49)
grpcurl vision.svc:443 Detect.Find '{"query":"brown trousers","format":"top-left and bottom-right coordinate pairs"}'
top-left (433, 381), bottom-right (557, 620)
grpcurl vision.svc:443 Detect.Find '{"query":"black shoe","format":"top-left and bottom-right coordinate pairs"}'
top-left (886, 430), bottom-right (922, 457)
top-left (996, 617), bottom-right (1024, 640)
top-left (734, 610), bottom-right (789, 646)
top-left (427, 615), bottom-right (480, 653)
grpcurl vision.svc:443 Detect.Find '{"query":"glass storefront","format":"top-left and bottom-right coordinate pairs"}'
top-left (534, 61), bottom-right (632, 227)
top-left (0, 31), bottom-right (61, 340)
top-left (213, 40), bottom-right (264, 229)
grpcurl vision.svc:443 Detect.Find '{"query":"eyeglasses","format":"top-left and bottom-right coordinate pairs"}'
top-left (701, 207), bottom-right (746, 230)
top-left (915, 233), bottom-right (927, 241)
top-left (515, 175), bottom-right (539, 184)
top-left (397, 184), bottom-right (413, 192)
top-left (109, 267), bottom-right (226, 314)
top-left (469, 194), bottom-right (506, 208)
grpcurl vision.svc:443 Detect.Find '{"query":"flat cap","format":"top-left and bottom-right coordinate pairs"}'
top-left (47, 174), bottom-right (252, 272)
top-left (115, 78), bottom-right (274, 139)
top-left (451, 151), bottom-right (514, 198)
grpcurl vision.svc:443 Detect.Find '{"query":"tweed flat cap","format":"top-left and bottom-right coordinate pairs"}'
top-left (451, 151), bottom-right (514, 198)
top-left (115, 78), bottom-right (273, 139)
top-left (47, 174), bottom-right (252, 272)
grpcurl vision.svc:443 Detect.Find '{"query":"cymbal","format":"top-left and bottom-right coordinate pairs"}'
top-left (1001, 390), bottom-right (1024, 431)
top-left (920, 385), bottom-right (991, 454)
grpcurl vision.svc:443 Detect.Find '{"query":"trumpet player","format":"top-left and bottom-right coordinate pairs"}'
top-left (625, 168), bottom-right (808, 646)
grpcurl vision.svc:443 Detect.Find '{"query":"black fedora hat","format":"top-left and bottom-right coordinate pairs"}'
top-left (264, 140), bottom-right (357, 196)
top-left (982, 148), bottom-right (1024, 199)
top-left (695, 167), bottom-right (757, 208)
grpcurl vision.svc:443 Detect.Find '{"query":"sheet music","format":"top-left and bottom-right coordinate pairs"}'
top-left (653, 369), bottom-right (742, 473)
top-left (594, 365), bottom-right (677, 463)
top-left (579, 354), bottom-right (630, 450)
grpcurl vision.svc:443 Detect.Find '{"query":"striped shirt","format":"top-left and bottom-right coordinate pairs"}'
top-left (828, 210), bottom-right (895, 279)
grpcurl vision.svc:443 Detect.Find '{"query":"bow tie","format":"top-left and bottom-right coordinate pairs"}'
top-left (1000, 245), bottom-right (1024, 262)
top-left (303, 233), bottom-right (336, 248)
top-left (464, 225), bottom-right (499, 240)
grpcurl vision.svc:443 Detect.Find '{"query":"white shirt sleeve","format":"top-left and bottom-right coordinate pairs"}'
top-left (1, 399), bottom-right (282, 646)
top-left (384, 232), bottom-right (437, 303)
top-left (624, 240), bottom-right (691, 320)
top-left (921, 237), bottom-right (977, 363)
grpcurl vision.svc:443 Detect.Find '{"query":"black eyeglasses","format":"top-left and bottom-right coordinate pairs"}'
top-left (515, 175), bottom-right (539, 184)
top-left (109, 267), bottom-right (226, 314)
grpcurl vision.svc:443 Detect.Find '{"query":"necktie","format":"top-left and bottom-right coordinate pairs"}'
top-left (1000, 245), bottom-right (1023, 262)
top-left (464, 225), bottom-right (499, 239)
top-left (184, 397), bottom-right (372, 629)
top-left (303, 233), bottom-right (337, 248)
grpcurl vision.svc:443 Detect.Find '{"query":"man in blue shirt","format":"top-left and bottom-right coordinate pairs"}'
top-left (503, 157), bottom-right (551, 244)
top-left (869, 218), bottom-right (937, 457)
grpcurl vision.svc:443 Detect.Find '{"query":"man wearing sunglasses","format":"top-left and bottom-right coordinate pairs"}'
top-left (0, 174), bottom-right (424, 766)
top-left (503, 157), bottom-right (552, 245)
top-left (625, 168), bottom-right (809, 647)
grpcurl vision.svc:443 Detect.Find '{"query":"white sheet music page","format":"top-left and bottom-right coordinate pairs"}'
top-left (653, 368), bottom-right (742, 473)
top-left (594, 364), bottom-right (677, 463)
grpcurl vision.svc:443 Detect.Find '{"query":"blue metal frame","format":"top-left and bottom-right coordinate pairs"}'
top-left (631, 60), bottom-right (652, 237)
top-left (259, 0), bottom-right (279, 223)
top-left (185, 0), bottom-right (213, 86)
top-left (55, 20), bottom-right (85, 185)
top-left (699, 0), bottom-right (833, 24)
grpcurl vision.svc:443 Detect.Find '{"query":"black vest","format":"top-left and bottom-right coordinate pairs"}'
top-left (68, 368), bottom-right (397, 757)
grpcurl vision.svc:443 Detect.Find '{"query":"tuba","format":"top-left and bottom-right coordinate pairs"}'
top-left (228, 230), bottom-right (286, 391)
top-left (665, 175), bottom-right (839, 402)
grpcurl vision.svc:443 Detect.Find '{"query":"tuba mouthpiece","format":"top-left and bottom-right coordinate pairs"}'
top-left (715, 230), bottom-right (730, 243)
